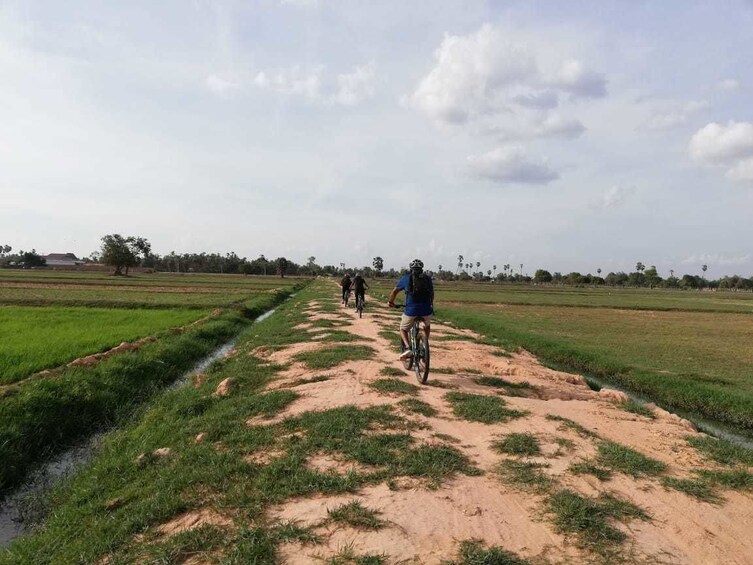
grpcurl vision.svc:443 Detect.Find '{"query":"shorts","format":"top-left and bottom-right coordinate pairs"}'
top-left (400, 314), bottom-right (432, 331)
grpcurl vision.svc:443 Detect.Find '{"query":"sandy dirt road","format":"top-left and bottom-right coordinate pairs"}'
top-left (249, 293), bottom-right (753, 564)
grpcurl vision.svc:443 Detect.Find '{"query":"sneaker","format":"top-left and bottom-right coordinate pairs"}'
top-left (399, 350), bottom-right (413, 361)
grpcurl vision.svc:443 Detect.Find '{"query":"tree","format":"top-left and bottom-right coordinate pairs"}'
top-left (493, 265), bottom-right (497, 277)
top-left (276, 257), bottom-right (289, 278)
top-left (534, 269), bottom-right (553, 283)
top-left (457, 255), bottom-right (463, 274)
top-left (0, 245), bottom-right (11, 257)
top-left (644, 265), bottom-right (661, 288)
top-left (100, 234), bottom-right (151, 276)
top-left (635, 262), bottom-right (645, 273)
top-left (306, 256), bottom-right (319, 276)
top-left (19, 249), bottom-right (46, 267)
top-left (702, 264), bottom-right (708, 276)
top-left (372, 256), bottom-right (384, 276)
top-left (597, 268), bottom-right (602, 276)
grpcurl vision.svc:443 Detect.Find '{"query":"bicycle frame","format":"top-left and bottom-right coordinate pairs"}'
top-left (400, 317), bottom-right (430, 384)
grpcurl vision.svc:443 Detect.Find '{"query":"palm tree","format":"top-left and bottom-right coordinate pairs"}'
top-left (519, 263), bottom-right (523, 276)
top-left (670, 269), bottom-right (675, 278)
top-left (493, 264), bottom-right (497, 277)
top-left (635, 262), bottom-right (645, 273)
top-left (372, 256), bottom-right (383, 276)
top-left (597, 268), bottom-right (602, 276)
top-left (702, 264), bottom-right (708, 276)
top-left (457, 255), bottom-right (463, 274)
top-left (476, 261), bottom-right (481, 274)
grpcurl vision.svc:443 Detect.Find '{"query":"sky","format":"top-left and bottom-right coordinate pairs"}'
top-left (1, 0), bottom-right (753, 276)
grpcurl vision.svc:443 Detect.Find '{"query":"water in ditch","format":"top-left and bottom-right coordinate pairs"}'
top-left (0, 304), bottom-right (283, 548)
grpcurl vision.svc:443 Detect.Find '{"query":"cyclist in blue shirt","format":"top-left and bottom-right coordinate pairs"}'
top-left (387, 259), bottom-right (434, 360)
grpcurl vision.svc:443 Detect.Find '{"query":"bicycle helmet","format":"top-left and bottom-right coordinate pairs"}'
top-left (410, 259), bottom-right (424, 271)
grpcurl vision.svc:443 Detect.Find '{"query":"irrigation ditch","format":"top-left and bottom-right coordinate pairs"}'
top-left (0, 290), bottom-right (300, 547)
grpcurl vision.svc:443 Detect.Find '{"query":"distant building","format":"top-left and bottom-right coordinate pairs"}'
top-left (44, 253), bottom-right (83, 266)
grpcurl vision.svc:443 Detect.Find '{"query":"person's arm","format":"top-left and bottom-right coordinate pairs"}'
top-left (387, 287), bottom-right (400, 307)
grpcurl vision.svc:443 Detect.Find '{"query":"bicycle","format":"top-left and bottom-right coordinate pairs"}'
top-left (343, 288), bottom-right (351, 307)
top-left (355, 293), bottom-right (365, 318)
top-left (391, 304), bottom-right (430, 384)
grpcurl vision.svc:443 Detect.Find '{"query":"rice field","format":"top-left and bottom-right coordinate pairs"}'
top-left (370, 278), bottom-right (753, 432)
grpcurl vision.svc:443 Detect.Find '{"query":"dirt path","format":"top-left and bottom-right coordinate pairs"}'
top-left (256, 294), bottom-right (753, 564)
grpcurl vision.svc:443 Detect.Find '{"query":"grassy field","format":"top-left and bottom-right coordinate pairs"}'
top-left (0, 271), bottom-right (299, 309)
top-left (370, 279), bottom-right (753, 432)
top-left (0, 306), bottom-right (207, 385)
top-left (0, 270), bottom-right (304, 490)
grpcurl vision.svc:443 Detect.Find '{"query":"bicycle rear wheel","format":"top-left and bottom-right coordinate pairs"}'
top-left (414, 333), bottom-right (430, 384)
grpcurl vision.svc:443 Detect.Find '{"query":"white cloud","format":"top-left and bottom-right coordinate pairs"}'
top-left (332, 61), bottom-right (376, 106)
top-left (680, 253), bottom-right (751, 266)
top-left (718, 78), bottom-right (740, 92)
top-left (467, 145), bottom-right (559, 185)
top-left (206, 73), bottom-right (240, 97)
top-left (280, 0), bottom-right (318, 6)
top-left (409, 24), bottom-right (605, 137)
top-left (642, 100), bottom-right (708, 131)
top-left (253, 67), bottom-right (322, 100)
top-left (689, 121), bottom-right (753, 181)
top-left (550, 59), bottom-right (607, 99)
top-left (601, 185), bottom-right (636, 209)
top-left (512, 90), bottom-right (559, 109)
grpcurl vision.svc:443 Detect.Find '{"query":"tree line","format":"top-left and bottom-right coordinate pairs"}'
top-left (2, 239), bottom-right (752, 290)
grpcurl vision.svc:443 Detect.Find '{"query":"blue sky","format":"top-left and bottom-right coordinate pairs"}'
top-left (1, 0), bottom-right (752, 276)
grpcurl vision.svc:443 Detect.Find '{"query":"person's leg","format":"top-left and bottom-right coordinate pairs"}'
top-left (399, 315), bottom-right (413, 357)
top-left (423, 316), bottom-right (431, 340)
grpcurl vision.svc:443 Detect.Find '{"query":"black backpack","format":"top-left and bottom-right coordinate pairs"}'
top-left (408, 272), bottom-right (431, 301)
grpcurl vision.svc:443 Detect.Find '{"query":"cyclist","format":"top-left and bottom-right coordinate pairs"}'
top-left (387, 259), bottom-right (434, 360)
top-left (352, 272), bottom-right (369, 309)
top-left (340, 272), bottom-right (352, 305)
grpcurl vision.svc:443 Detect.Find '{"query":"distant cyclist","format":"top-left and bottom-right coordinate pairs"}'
top-left (340, 272), bottom-right (352, 305)
top-left (387, 259), bottom-right (434, 360)
top-left (352, 272), bottom-right (369, 308)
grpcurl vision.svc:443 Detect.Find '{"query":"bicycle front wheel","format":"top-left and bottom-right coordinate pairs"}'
top-left (414, 334), bottom-right (430, 384)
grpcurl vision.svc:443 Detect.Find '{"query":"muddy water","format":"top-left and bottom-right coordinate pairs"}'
top-left (0, 304), bottom-right (283, 548)
top-left (583, 374), bottom-right (753, 449)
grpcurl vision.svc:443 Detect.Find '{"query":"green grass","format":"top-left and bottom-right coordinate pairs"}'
top-left (547, 490), bottom-right (649, 552)
top-left (686, 435), bottom-right (753, 466)
top-left (0, 306), bottom-right (207, 384)
top-left (569, 461), bottom-right (613, 481)
top-left (696, 468), bottom-right (753, 490)
top-left (661, 476), bottom-right (721, 503)
top-left (289, 375), bottom-right (331, 387)
top-left (294, 344), bottom-right (374, 369)
top-left (369, 378), bottom-right (419, 396)
top-left (440, 301), bottom-right (753, 431)
top-left (445, 540), bottom-right (531, 565)
top-left (397, 398), bottom-right (438, 417)
top-left (621, 399), bottom-right (656, 419)
top-left (545, 414), bottom-right (599, 438)
top-left (492, 433), bottom-right (541, 456)
top-left (379, 366), bottom-right (405, 377)
top-left (596, 441), bottom-right (667, 478)
top-left (326, 500), bottom-right (386, 530)
top-left (445, 392), bottom-right (527, 424)
top-left (326, 545), bottom-right (387, 565)
top-left (497, 460), bottom-right (553, 493)
top-left (2, 284), bottom-right (431, 562)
